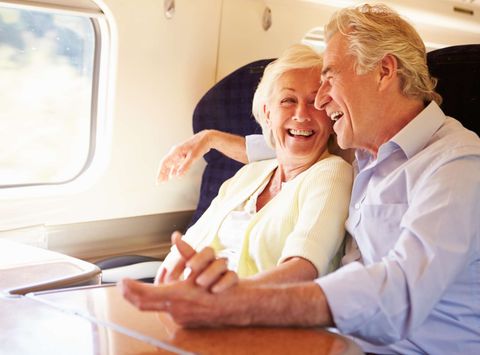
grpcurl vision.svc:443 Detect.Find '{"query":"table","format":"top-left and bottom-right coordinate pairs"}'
top-left (19, 284), bottom-right (364, 354)
top-left (0, 239), bottom-right (100, 295)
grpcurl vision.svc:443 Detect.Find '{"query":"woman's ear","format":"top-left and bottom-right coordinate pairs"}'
top-left (378, 54), bottom-right (397, 91)
top-left (263, 104), bottom-right (272, 127)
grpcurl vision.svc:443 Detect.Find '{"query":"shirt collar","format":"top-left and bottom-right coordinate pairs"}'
top-left (390, 101), bottom-right (445, 159)
top-left (354, 101), bottom-right (445, 170)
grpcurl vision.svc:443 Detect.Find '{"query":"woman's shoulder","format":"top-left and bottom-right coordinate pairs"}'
top-left (235, 159), bottom-right (278, 176)
top-left (309, 153), bottom-right (353, 174)
top-left (295, 153), bottom-right (354, 189)
top-left (221, 159), bottom-right (277, 190)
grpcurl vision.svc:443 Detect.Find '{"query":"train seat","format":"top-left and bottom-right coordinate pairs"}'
top-left (190, 58), bottom-right (274, 225)
top-left (427, 44), bottom-right (480, 135)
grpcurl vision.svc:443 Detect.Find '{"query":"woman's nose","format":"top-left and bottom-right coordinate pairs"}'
top-left (292, 102), bottom-right (311, 122)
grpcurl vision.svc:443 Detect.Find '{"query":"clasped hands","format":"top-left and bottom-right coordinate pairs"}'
top-left (119, 232), bottom-right (240, 327)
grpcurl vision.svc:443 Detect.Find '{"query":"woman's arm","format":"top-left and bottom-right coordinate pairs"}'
top-left (242, 257), bottom-right (317, 286)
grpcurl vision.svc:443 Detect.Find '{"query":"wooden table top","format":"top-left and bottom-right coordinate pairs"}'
top-left (18, 284), bottom-right (364, 355)
top-left (0, 295), bottom-right (163, 355)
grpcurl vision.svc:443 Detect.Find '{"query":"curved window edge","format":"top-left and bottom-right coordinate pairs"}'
top-left (0, 0), bottom-right (117, 198)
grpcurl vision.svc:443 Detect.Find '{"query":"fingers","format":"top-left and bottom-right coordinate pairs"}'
top-left (156, 232), bottom-right (196, 284)
top-left (154, 266), bottom-right (167, 285)
top-left (156, 131), bottom-right (211, 184)
top-left (184, 246), bottom-right (215, 279)
top-left (119, 278), bottom-right (170, 311)
top-left (194, 257), bottom-right (228, 288)
top-left (211, 270), bottom-right (239, 294)
top-left (162, 232), bottom-right (238, 293)
top-left (156, 146), bottom-right (186, 183)
top-left (186, 248), bottom-right (238, 292)
top-left (171, 231), bottom-right (183, 244)
top-left (174, 234), bottom-right (196, 260)
top-left (164, 257), bottom-right (188, 283)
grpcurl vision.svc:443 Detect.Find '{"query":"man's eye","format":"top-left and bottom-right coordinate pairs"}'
top-left (281, 98), bottom-right (295, 104)
top-left (320, 77), bottom-right (333, 86)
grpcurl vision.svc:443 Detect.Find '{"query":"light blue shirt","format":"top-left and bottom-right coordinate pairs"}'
top-left (246, 102), bottom-right (480, 354)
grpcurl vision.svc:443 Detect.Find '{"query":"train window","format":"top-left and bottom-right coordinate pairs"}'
top-left (0, 1), bottom-right (109, 191)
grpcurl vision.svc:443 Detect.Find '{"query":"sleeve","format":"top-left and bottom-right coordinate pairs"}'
top-left (279, 158), bottom-right (353, 276)
top-left (317, 156), bottom-right (480, 344)
top-left (246, 134), bottom-right (275, 162)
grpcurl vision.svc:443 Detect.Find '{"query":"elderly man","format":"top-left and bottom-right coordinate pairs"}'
top-left (121, 4), bottom-right (480, 354)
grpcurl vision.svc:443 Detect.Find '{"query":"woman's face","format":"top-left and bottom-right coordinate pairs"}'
top-left (265, 67), bottom-right (332, 166)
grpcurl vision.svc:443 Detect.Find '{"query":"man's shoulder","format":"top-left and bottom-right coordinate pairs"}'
top-left (426, 117), bottom-right (480, 158)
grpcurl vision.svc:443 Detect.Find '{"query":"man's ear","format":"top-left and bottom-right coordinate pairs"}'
top-left (378, 54), bottom-right (398, 91)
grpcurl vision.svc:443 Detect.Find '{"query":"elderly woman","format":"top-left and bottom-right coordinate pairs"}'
top-left (158, 44), bottom-right (352, 287)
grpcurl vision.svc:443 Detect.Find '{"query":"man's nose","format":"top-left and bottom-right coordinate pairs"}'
top-left (314, 83), bottom-right (331, 110)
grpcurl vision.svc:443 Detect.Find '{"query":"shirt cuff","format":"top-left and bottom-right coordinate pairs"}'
top-left (315, 261), bottom-right (379, 334)
top-left (246, 134), bottom-right (275, 162)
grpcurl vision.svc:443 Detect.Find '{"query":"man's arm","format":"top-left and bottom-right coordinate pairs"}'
top-left (121, 273), bottom-right (333, 328)
top-left (119, 250), bottom-right (333, 327)
top-left (121, 237), bottom-right (333, 328)
top-left (156, 130), bottom-right (248, 182)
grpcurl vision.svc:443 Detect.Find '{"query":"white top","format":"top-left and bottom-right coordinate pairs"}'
top-left (215, 179), bottom-right (266, 271)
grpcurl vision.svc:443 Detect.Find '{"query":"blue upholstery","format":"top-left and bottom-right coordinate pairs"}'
top-left (190, 59), bottom-right (274, 225)
top-left (427, 44), bottom-right (480, 135)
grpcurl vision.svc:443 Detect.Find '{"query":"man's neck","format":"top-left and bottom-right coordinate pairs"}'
top-left (367, 97), bottom-right (425, 157)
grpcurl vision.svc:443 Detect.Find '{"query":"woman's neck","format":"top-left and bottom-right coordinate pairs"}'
top-left (256, 149), bottom-right (328, 211)
top-left (276, 149), bottom-right (328, 183)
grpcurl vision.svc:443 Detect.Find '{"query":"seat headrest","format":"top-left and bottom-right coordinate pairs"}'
top-left (190, 59), bottom-right (274, 225)
top-left (427, 44), bottom-right (480, 135)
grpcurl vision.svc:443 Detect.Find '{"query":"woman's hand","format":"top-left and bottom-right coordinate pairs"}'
top-left (155, 231), bottom-right (239, 293)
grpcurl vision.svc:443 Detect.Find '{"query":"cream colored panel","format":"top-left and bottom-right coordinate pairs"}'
top-left (0, 0), bottom-right (222, 231)
top-left (217, 0), bottom-right (480, 80)
top-left (217, 0), bottom-right (336, 80)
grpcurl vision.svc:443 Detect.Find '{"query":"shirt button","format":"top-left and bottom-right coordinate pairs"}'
top-left (354, 203), bottom-right (361, 209)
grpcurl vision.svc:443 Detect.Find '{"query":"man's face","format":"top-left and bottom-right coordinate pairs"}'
top-left (315, 32), bottom-right (381, 153)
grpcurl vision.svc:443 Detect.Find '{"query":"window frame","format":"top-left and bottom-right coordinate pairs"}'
top-left (0, 0), bottom-right (115, 197)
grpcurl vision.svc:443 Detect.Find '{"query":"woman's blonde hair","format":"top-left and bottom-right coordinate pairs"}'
top-left (325, 3), bottom-right (441, 105)
top-left (252, 44), bottom-right (323, 148)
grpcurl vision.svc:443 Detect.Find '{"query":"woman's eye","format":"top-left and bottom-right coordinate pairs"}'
top-left (281, 98), bottom-right (296, 104)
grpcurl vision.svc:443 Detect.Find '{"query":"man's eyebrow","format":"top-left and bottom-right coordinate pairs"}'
top-left (321, 66), bottom-right (331, 77)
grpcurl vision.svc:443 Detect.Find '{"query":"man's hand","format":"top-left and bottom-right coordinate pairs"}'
top-left (156, 130), bottom-right (248, 183)
top-left (155, 231), bottom-right (238, 293)
top-left (156, 131), bottom-right (212, 183)
top-left (119, 276), bottom-right (332, 328)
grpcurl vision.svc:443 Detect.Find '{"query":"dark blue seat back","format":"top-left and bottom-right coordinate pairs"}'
top-left (427, 44), bottom-right (480, 135)
top-left (190, 59), bottom-right (274, 225)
